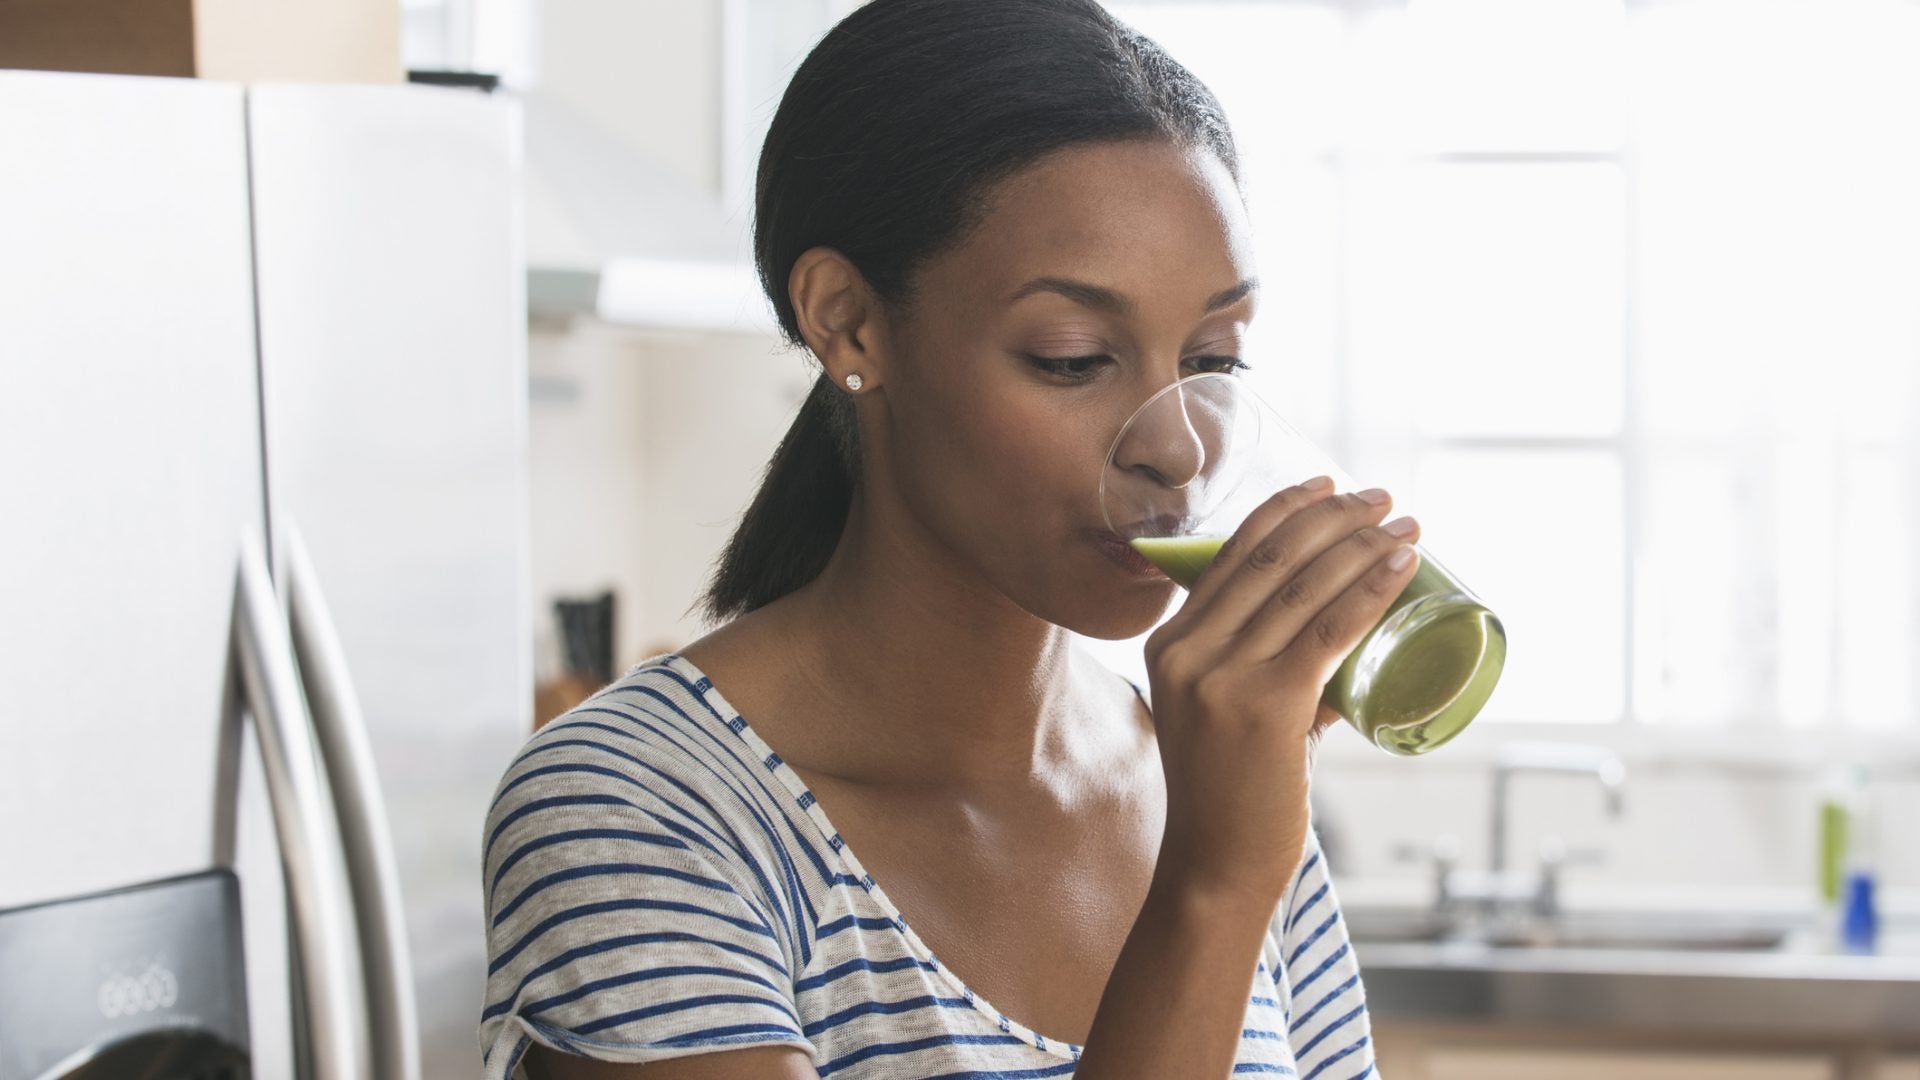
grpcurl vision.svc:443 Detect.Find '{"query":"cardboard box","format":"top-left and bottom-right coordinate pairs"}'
top-left (0, 0), bottom-right (402, 84)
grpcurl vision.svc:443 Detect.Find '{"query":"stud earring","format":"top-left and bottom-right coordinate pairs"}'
top-left (845, 372), bottom-right (864, 392)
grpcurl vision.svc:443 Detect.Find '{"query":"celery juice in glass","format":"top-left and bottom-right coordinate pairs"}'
top-left (1103, 374), bottom-right (1506, 755)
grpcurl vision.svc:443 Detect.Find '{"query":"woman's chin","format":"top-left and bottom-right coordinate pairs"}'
top-left (1050, 585), bottom-right (1179, 641)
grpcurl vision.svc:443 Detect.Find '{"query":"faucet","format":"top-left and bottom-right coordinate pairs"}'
top-left (1488, 741), bottom-right (1626, 917)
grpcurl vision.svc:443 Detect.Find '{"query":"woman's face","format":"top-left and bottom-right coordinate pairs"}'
top-left (872, 138), bottom-right (1260, 640)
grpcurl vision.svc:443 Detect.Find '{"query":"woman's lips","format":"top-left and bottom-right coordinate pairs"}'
top-left (1094, 530), bottom-right (1166, 578)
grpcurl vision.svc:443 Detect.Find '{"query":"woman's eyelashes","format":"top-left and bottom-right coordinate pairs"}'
top-left (1022, 353), bottom-right (1251, 381)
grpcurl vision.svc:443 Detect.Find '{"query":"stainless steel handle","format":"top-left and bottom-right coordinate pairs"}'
top-left (284, 522), bottom-right (423, 1080)
top-left (231, 529), bottom-right (371, 1080)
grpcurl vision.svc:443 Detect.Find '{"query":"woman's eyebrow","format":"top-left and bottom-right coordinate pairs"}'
top-left (1006, 276), bottom-right (1258, 316)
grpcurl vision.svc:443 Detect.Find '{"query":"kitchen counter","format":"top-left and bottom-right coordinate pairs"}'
top-left (1350, 909), bottom-right (1920, 1045)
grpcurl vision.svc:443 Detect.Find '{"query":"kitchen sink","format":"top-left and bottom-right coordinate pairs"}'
top-left (1346, 907), bottom-right (1799, 953)
top-left (1480, 921), bottom-right (1791, 952)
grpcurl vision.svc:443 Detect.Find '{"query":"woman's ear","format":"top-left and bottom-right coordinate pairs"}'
top-left (790, 247), bottom-right (891, 393)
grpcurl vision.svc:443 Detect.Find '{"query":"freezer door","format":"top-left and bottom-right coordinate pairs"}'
top-left (0, 71), bottom-right (262, 909)
top-left (247, 83), bottom-right (533, 1080)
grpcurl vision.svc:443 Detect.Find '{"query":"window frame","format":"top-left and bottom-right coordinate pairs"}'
top-left (1108, 0), bottom-right (1920, 767)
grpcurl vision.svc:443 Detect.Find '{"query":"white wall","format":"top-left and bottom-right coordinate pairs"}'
top-left (535, 0), bottom-right (719, 194)
top-left (527, 320), bottom-right (808, 678)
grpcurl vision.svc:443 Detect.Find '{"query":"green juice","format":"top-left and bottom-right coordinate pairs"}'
top-left (1129, 535), bottom-right (1506, 755)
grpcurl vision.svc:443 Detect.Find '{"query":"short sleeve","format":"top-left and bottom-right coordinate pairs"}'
top-left (478, 721), bottom-right (817, 1080)
top-left (1274, 826), bottom-right (1378, 1079)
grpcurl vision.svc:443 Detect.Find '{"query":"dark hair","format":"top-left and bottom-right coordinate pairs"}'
top-left (698, 0), bottom-right (1242, 624)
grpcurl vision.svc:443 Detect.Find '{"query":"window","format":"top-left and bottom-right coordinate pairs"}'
top-left (1099, 0), bottom-right (1920, 738)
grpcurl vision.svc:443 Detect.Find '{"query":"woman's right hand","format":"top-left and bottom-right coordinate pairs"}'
top-left (1141, 477), bottom-right (1421, 910)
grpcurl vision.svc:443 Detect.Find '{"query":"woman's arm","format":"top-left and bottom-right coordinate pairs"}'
top-left (1072, 481), bottom-right (1415, 1078)
top-left (1071, 865), bottom-right (1299, 1079)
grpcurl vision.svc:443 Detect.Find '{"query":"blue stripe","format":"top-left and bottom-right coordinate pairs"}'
top-left (1288, 972), bottom-right (1362, 1034)
top-left (489, 897), bottom-right (780, 977)
top-left (1286, 882), bottom-right (1330, 934)
top-left (919, 1063), bottom-right (1081, 1080)
top-left (492, 760), bottom-right (612, 818)
top-left (492, 862), bottom-right (742, 930)
top-left (1294, 1003), bottom-right (1366, 1060)
top-left (818, 1033), bottom-right (1028, 1077)
top-left (571, 992), bottom-right (800, 1036)
top-left (1289, 851), bottom-right (1322, 907)
top-left (1290, 942), bottom-right (1351, 997)
top-left (1232, 1065), bottom-right (1297, 1076)
top-left (490, 827), bottom-right (687, 897)
top-left (1286, 908), bottom-right (1340, 968)
top-left (1302, 1035), bottom-right (1371, 1079)
top-left (481, 930), bottom-right (785, 1020)
top-left (817, 913), bottom-right (905, 938)
top-left (794, 954), bottom-right (936, 993)
top-left (485, 790), bottom-right (628, 861)
top-left (1242, 1028), bottom-right (1285, 1040)
top-left (801, 993), bottom-right (974, 1038)
top-left (522, 968), bottom-right (794, 1027)
top-left (656, 1022), bottom-right (810, 1046)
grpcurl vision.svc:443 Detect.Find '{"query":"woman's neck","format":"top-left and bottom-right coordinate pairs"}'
top-left (747, 489), bottom-right (1134, 795)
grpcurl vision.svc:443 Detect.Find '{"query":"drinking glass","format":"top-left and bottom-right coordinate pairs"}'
top-left (1100, 373), bottom-right (1506, 754)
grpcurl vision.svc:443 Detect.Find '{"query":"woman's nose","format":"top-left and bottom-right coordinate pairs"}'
top-left (1111, 381), bottom-right (1208, 490)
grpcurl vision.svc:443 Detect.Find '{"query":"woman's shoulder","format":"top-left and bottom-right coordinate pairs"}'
top-left (485, 653), bottom-right (763, 838)
top-left (479, 652), bottom-right (826, 1076)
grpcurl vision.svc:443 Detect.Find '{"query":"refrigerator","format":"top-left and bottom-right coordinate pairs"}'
top-left (0, 69), bottom-right (532, 1080)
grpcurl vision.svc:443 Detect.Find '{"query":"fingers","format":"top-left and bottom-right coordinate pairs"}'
top-left (1183, 476), bottom-right (1338, 610)
top-left (1186, 488), bottom-right (1400, 641)
top-left (1272, 539), bottom-right (1422, 692)
top-left (1229, 514), bottom-right (1422, 662)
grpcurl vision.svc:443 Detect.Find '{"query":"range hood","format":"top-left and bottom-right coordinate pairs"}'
top-left (522, 88), bottom-right (772, 334)
top-left (520, 0), bottom-right (838, 336)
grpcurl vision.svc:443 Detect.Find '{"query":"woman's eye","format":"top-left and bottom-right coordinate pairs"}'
top-left (1188, 355), bottom-right (1252, 375)
top-left (1025, 353), bottom-right (1111, 380)
top-left (1024, 353), bottom-right (1251, 381)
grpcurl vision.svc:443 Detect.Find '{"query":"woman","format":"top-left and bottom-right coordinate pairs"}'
top-left (481, 1), bottom-right (1415, 1076)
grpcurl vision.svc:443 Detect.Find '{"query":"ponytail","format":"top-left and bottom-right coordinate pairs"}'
top-left (698, 372), bottom-right (861, 623)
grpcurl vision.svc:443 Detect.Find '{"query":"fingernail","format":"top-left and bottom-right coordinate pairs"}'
top-left (1303, 475), bottom-right (1334, 492)
top-left (1383, 516), bottom-right (1418, 538)
top-left (1358, 488), bottom-right (1391, 505)
top-left (1387, 546), bottom-right (1417, 571)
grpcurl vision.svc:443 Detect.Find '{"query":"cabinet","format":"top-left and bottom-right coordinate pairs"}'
top-left (1425, 1049), bottom-right (1830, 1080)
top-left (1376, 1022), bottom-right (1920, 1080)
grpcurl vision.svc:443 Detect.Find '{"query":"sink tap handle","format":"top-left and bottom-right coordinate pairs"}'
top-left (1392, 833), bottom-right (1461, 913)
top-left (1534, 836), bottom-right (1607, 917)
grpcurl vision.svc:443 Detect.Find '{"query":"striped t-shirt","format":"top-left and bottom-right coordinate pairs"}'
top-left (479, 653), bottom-right (1377, 1079)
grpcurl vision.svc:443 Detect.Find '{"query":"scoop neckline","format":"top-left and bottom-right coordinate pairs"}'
top-left (648, 650), bottom-right (1124, 1062)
